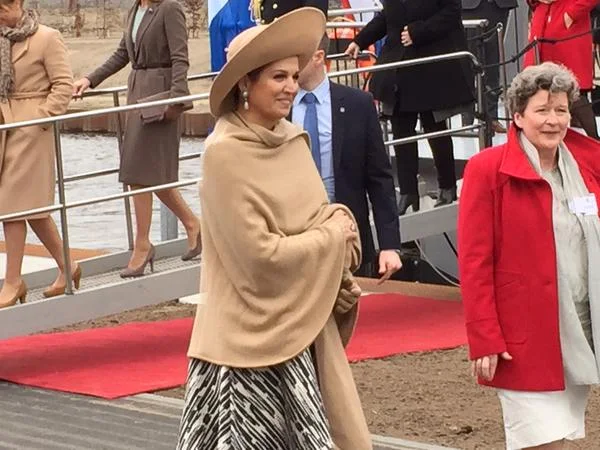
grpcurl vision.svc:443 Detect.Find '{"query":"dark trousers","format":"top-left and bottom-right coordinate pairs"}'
top-left (463, 3), bottom-right (512, 120)
top-left (355, 260), bottom-right (375, 278)
top-left (571, 90), bottom-right (599, 139)
top-left (390, 110), bottom-right (456, 195)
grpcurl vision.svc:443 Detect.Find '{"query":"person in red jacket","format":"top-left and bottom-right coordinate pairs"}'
top-left (525, 0), bottom-right (599, 139)
top-left (459, 62), bottom-right (600, 449)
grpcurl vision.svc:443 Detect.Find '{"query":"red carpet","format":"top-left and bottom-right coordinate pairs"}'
top-left (345, 293), bottom-right (466, 361)
top-left (0, 294), bottom-right (465, 399)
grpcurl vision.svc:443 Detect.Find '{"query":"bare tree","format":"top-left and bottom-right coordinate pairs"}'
top-left (94, 0), bottom-right (116, 38)
top-left (73, 3), bottom-right (85, 37)
top-left (181, 0), bottom-right (203, 38)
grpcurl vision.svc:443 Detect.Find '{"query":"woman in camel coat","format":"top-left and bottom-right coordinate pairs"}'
top-left (73, 0), bottom-right (201, 277)
top-left (0, 0), bottom-right (77, 307)
top-left (177, 8), bottom-right (371, 450)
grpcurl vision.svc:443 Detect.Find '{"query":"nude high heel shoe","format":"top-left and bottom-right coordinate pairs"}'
top-left (43, 264), bottom-right (82, 298)
top-left (0, 281), bottom-right (27, 309)
top-left (181, 229), bottom-right (202, 261)
top-left (120, 245), bottom-right (156, 278)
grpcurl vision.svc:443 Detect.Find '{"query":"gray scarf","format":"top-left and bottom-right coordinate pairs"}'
top-left (0, 9), bottom-right (39, 102)
top-left (521, 132), bottom-right (600, 385)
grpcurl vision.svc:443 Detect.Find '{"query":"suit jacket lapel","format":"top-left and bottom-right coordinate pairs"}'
top-left (330, 82), bottom-right (344, 173)
top-left (11, 38), bottom-right (29, 64)
top-left (125, 2), bottom-right (137, 59)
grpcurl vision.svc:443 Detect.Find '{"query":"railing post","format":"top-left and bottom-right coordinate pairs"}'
top-left (497, 22), bottom-right (509, 130)
top-left (112, 92), bottom-right (135, 251)
top-left (472, 22), bottom-right (493, 147)
top-left (513, 8), bottom-right (521, 71)
top-left (476, 71), bottom-right (488, 150)
top-left (160, 203), bottom-right (178, 241)
top-left (53, 123), bottom-right (74, 295)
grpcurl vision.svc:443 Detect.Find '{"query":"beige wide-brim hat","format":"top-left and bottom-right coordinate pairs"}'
top-left (209, 7), bottom-right (326, 117)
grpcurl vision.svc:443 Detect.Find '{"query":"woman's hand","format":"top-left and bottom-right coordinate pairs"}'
top-left (72, 77), bottom-right (91, 98)
top-left (163, 104), bottom-right (184, 121)
top-left (472, 352), bottom-right (513, 381)
top-left (401, 26), bottom-right (413, 47)
top-left (335, 271), bottom-right (362, 314)
top-left (330, 210), bottom-right (358, 242)
top-left (344, 41), bottom-right (360, 59)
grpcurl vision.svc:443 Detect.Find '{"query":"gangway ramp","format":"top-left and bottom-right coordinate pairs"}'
top-left (398, 202), bottom-right (457, 244)
top-left (0, 238), bottom-right (200, 340)
top-left (0, 200), bottom-right (458, 341)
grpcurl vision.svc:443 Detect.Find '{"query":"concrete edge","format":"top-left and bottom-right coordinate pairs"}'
top-left (132, 393), bottom-right (185, 408)
top-left (140, 394), bottom-right (460, 450)
top-left (371, 434), bottom-right (459, 450)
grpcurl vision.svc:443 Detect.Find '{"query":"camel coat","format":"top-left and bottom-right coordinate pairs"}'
top-left (188, 112), bottom-right (371, 449)
top-left (0, 25), bottom-right (73, 220)
top-left (87, 0), bottom-right (190, 186)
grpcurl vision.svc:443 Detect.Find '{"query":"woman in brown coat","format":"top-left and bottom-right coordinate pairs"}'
top-left (73, 0), bottom-right (201, 277)
top-left (0, 0), bottom-right (78, 307)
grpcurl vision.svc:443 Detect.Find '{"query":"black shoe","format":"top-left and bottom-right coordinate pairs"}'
top-left (434, 187), bottom-right (457, 207)
top-left (397, 194), bottom-right (420, 216)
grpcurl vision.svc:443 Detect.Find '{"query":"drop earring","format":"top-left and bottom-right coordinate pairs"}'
top-left (242, 90), bottom-right (249, 110)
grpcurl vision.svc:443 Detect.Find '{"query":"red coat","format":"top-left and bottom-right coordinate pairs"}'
top-left (524, 0), bottom-right (597, 90)
top-left (458, 126), bottom-right (600, 391)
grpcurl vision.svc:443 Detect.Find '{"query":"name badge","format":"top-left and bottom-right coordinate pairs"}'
top-left (568, 194), bottom-right (598, 216)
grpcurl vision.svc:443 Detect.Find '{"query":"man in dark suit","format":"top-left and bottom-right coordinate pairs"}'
top-left (292, 34), bottom-right (403, 280)
top-left (257, 0), bottom-right (328, 23)
top-left (462, 0), bottom-right (518, 133)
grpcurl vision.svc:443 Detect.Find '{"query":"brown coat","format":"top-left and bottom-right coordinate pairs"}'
top-left (87, 0), bottom-right (190, 186)
top-left (0, 25), bottom-right (73, 220)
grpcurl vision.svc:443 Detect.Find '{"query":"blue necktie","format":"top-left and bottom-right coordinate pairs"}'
top-left (302, 92), bottom-right (321, 174)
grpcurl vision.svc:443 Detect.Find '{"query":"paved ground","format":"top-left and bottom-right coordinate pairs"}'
top-left (0, 382), bottom-right (457, 450)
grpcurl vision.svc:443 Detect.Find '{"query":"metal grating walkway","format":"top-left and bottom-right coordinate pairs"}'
top-left (0, 240), bottom-right (202, 340)
top-left (25, 256), bottom-right (198, 303)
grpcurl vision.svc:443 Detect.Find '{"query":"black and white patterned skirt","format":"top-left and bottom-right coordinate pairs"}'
top-left (176, 348), bottom-right (333, 450)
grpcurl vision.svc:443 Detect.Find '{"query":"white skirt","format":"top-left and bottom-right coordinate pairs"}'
top-left (497, 383), bottom-right (590, 450)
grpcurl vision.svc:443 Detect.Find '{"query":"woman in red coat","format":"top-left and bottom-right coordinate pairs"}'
top-left (459, 62), bottom-right (600, 449)
top-left (525, 0), bottom-right (599, 138)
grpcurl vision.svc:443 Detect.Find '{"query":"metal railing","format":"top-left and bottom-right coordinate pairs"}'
top-left (0, 91), bottom-right (207, 294)
top-left (328, 3), bottom-right (520, 67)
top-left (329, 6), bottom-right (382, 17)
top-left (75, 71), bottom-right (215, 247)
top-left (0, 51), bottom-right (483, 296)
top-left (326, 19), bottom-right (489, 30)
top-left (326, 5), bottom-right (513, 127)
top-left (79, 72), bottom-right (219, 98)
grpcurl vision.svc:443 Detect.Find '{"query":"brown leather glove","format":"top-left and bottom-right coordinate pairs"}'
top-left (335, 269), bottom-right (362, 314)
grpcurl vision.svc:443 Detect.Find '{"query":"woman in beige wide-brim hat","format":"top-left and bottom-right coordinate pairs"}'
top-left (176, 8), bottom-right (372, 450)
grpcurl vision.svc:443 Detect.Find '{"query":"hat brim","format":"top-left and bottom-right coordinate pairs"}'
top-left (209, 8), bottom-right (326, 117)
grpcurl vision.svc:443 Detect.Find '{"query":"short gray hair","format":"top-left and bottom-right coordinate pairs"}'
top-left (505, 62), bottom-right (580, 116)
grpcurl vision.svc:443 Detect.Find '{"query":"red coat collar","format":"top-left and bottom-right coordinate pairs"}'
top-left (498, 124), bottom-right (600, 180)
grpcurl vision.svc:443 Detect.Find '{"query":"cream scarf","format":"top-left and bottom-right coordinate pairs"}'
top-left (520, 132), bottom-right (600, 384)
